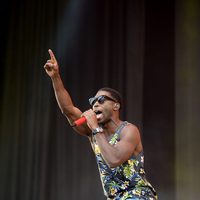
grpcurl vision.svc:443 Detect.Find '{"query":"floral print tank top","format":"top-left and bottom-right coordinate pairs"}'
top-left (91, 121), bottom-right (157, 200)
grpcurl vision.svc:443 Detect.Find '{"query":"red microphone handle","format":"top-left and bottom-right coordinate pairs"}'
top-left (73, 116), bottom-right (87, 126)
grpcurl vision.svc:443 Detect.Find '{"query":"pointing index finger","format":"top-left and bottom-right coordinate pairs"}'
top-left (48, 49), bottom-right (57, 63)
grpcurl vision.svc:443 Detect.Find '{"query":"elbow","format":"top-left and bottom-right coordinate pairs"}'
top-left (108, 163), bottom-right (118, 168)
top-left (106, 158), bottom-right (121, 168)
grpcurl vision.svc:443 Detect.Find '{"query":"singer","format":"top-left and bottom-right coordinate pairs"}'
top-left (44, 49), bottom-right (158, 200)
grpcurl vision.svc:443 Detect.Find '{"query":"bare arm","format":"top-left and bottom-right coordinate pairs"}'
top-left (82, 109), bottom-right (142, 168)
top-left (44, 49), bottom-right (90, 136)
top-left (94, 125), bottom-right (141, 168)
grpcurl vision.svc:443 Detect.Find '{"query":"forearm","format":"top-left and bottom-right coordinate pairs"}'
top-left (95, 133), bottom-right (121, 168)
top-left (51, 74), bottom-right (74, 115)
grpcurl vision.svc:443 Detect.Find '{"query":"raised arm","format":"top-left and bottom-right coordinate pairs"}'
top-left (44, 49), bottom-right (90, 136)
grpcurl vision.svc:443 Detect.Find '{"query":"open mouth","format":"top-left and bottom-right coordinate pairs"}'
top-left (94, 110), bottom-right (103, 120)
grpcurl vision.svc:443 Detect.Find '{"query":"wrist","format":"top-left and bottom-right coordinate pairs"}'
top-left (51, 73), bottom-right (60, 81)
top-left (92, 126), bottom-right (104, 136)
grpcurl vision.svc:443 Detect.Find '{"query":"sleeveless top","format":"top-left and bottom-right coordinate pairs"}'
top-left (91, 121), bottom-right (157, 200)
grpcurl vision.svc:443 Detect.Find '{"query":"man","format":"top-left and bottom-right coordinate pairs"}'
top-left (44, 49), bottom-right (157, 200)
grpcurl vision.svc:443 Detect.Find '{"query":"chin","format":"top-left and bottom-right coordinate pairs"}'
top-left (98, 118), bottom-right (110, 126)
top-left (97, 119), bottom-right (103, 124)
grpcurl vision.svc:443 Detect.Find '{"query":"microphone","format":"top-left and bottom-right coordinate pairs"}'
top-left (73, 116), bottom-right (87, 127)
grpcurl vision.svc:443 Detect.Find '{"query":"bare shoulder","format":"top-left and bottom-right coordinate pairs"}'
top-left (119, 123), bottom-right (143, 154)
top-left (120, 123), bottom-right (141, 142)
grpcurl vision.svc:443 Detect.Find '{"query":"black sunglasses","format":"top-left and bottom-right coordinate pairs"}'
top-left (89, 95), bottom-right (116, 106)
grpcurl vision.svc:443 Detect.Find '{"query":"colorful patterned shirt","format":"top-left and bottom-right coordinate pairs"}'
top-left (91, 121), bottom-right (157, 200)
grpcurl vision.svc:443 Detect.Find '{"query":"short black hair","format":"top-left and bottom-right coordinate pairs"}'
top-left (98, 87), bottom-right (122, 110)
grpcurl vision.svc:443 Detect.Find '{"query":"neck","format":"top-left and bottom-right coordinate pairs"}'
top-left (102, 117), bottom-right (122, 135)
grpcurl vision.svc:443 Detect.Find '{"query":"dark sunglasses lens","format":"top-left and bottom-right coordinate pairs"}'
top-left (89, 95), bottom-right (112, 106)
top-left (89, 97), bottom-right (99, 106)
top-left (89, 96), bottom-right (104, 106)
top-left (89, 97), bottom-right (95, 106)
top-left (98, 96), bottom-right (106, 104)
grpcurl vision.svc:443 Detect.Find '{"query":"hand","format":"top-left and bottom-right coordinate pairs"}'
top-left (82, 109), bottom-right (99, 131)
top-left (44, 49), bottom-right (59, 78)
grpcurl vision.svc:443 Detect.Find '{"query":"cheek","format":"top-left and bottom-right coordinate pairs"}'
top-left (103, 107), bottom-right (112, 117)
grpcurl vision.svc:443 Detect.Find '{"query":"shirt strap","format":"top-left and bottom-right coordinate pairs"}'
top-left (115, 121), bottom-right (129, 138)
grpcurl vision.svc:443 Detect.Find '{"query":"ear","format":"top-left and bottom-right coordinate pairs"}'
top-left (113, 103), bottom-right (120, 111)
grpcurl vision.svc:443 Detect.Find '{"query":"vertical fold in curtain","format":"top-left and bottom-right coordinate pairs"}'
top-left (175, 0), bottom-right (200, 199)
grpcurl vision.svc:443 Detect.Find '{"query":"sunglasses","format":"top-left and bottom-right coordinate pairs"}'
top-left (89, 95), bottom-right (117, 106)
